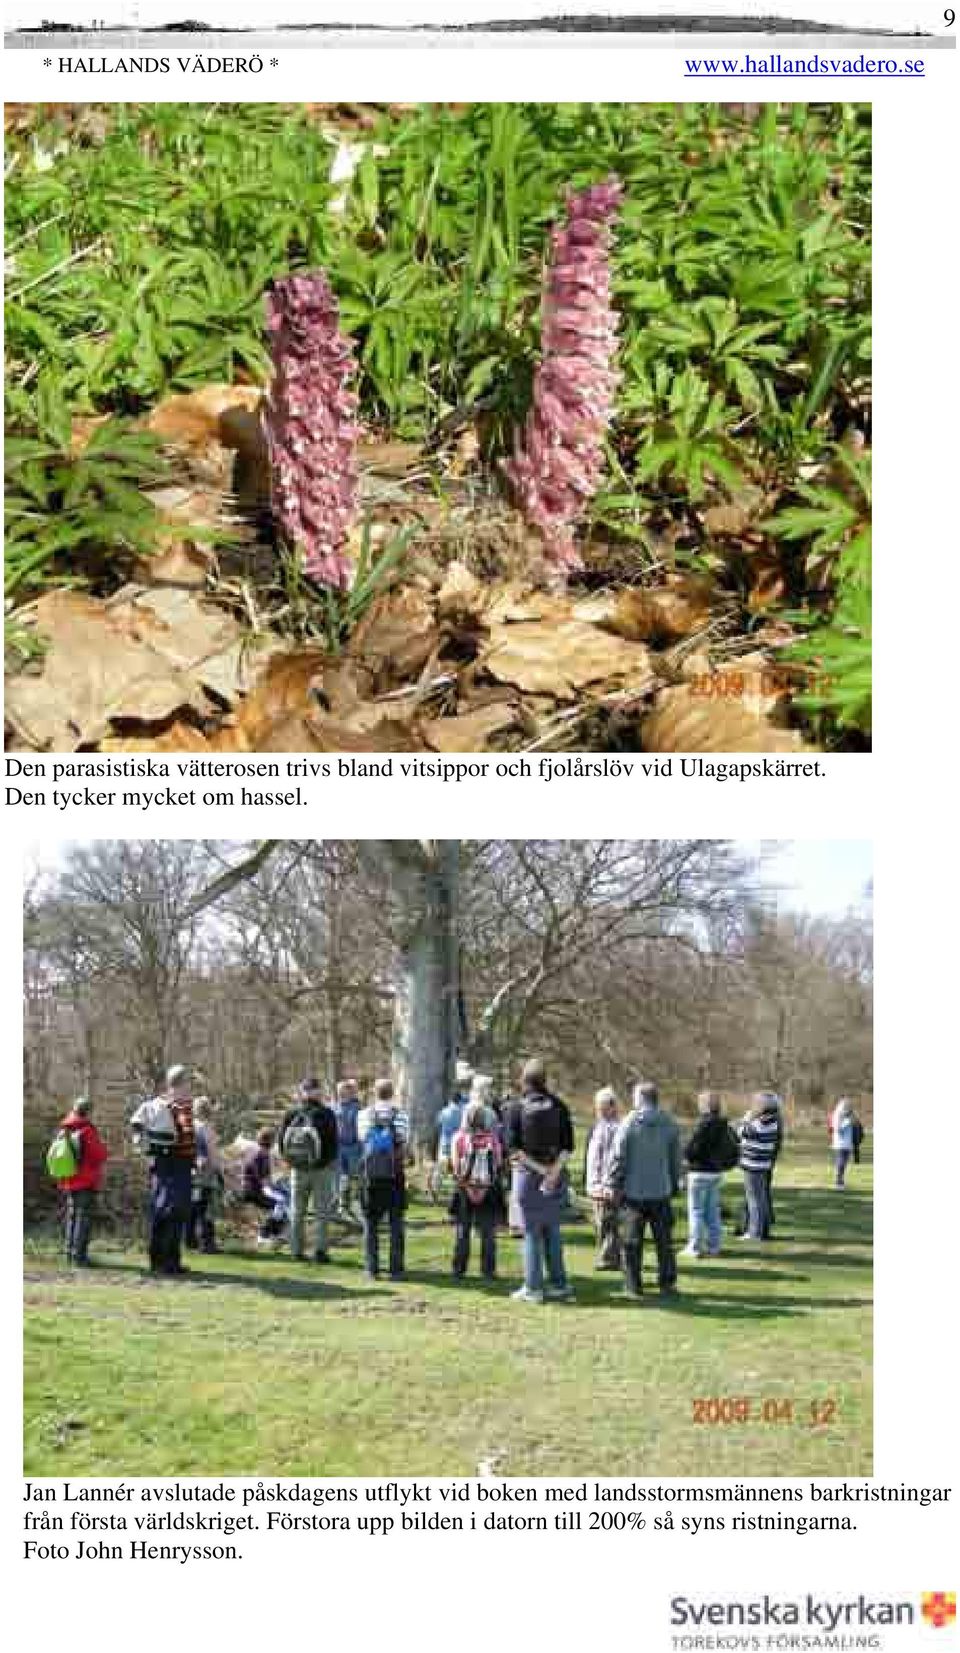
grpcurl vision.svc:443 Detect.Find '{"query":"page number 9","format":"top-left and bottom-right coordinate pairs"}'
top-left (946, 8), bottom-right (956, 23)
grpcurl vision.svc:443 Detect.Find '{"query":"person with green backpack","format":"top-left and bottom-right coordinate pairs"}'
top-left (47, 1097), bottom-right (109, 1268)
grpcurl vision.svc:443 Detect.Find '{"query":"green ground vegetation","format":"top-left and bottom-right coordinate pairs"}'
top-left (24, 1131), bottom-right (872, 1477)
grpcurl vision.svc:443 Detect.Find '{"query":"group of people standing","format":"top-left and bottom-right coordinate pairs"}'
top-left (48, 1062), bottom-right (865, 1298)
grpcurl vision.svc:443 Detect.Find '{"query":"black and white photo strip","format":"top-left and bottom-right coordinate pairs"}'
top-left (5, 3), bottom-right (957, 1649)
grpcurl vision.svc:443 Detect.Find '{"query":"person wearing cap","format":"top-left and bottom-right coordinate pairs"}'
top-left (187, 1096), bottom-right (222, 1254)
top-left (585, 1086), bottom-right (621, 1270)
top-left (504, 1058), bottom-right (576, 1304)
top-left (130, 1065), bottom-right (196, 1277)
top-left (55, 1097), bottom-right (109, 1268)
top-left (603, 1081), bottom-right (681, 1299)
top-left (428, 1061), bottom-right (472, 1203)
top-left (736, 1091), bottom-right (783, 1241)
top-left (278, 1078), bottom-right (339, 1264)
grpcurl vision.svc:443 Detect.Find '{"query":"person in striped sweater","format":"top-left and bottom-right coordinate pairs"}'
top-left (736, 1092), bottom-right (783, 1242)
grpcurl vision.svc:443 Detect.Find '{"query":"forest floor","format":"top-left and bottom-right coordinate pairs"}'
top-left (24, 1134), bottom-right (872, 1476)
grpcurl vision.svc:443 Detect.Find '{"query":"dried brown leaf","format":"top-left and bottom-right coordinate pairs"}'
top-left (435, 560), bottom-right (485, 623)
top-left (228, 649), bottom-right (330, 750)
top-left (575, 574), bottom-right (715, 645)
top-left (101, 722), bottom-right (214, 753)
top-left (4, 591), bottom-right (211, 752)
top-left (349, 587), bottom-right (440, 690)
top-left (133, 540), bottom-right (213, 589)
top-left (482, 619), bottom-right (654, 700)
top-left (147, 384), bottom-right (263, 454)
top-left (423, 703), bottom-right (518, 753)
top-left (484, 586), bottom-right (572, 627)
top-left (643, 681), bottom-right (806, 753)
top-left (701, 501), bottom-right (752, 537)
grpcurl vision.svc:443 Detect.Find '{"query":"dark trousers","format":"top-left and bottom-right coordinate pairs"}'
top-left (742, 1167), bottom-right (772, 1239)
top-left (65, 1188), bottom-right (95, 1263)
top-left (363, 1181), bottom-right (405, 1278)
top-left (623, 1198), bottom-right (676, 1290)
top-left (834, 1149), bottom-right (852, 1188)
top-left (592, 1198), bottom-right (622, 1268)
top-left (187, 1187), bottom-right (216, 1251)
top-left (148, 1158), bottom-right (192, 1273)
top-left (452, 1193), bottom-right (497, 1278)
top-left (244, 1191), bottom-right (285, 1240)
top-left (737, 1168), bottom-right (775, 1236)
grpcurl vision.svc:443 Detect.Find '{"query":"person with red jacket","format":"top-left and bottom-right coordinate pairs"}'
top-left (58, 1097), bottom-right (109, 1267)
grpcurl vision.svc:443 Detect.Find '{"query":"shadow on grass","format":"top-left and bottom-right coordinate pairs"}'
top-left (29, 1252), bottom-right (388, 1305)
top-left (191, 1269), bottom-right (388, 1304)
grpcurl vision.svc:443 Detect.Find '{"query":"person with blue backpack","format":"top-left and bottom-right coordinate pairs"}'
top-left (358, 1078), bottom-right (409, 1281)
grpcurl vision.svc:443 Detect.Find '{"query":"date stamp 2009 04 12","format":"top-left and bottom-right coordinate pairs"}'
top-left (692, 1397), bottom-right (838, 1427)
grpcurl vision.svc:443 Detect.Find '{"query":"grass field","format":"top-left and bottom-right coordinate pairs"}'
top-left (23, 1134), bottom-right (871, 1478)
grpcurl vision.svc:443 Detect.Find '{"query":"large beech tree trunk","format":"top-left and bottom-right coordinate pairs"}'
top-left (186, 838), bottom-right (462, 1144)
top-left (378, 841), bottom-right (460, 1148)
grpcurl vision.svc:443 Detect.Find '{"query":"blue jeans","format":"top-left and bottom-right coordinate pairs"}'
top-left (522, 1221), bottom-right (567, 1293)
top-left (686, 1173), bottom-right (722, 1254)
top-left (65, 1188), bottom-right (95, 1263)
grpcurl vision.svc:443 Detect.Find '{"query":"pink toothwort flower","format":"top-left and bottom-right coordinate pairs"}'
top-left (264, 270), bottom-right (360, 590)
top-left (504, 177), bottom-right (624, 572)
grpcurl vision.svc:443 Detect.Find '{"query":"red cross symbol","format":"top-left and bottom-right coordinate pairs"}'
top-left (922, 1595), bottom-right (957, 1628)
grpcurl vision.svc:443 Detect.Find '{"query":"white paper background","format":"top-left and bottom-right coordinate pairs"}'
top-left (3, 14), bottom-right (958, 1648)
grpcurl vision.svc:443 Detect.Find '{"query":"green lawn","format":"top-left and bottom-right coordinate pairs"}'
top-left (24, 1138), bottom-right (871, 1477)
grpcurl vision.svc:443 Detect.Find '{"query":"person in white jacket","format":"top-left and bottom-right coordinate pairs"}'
top-left (585, 1086), bottom-right (622, 1269)
top-left (829, 1097), bottom-right (857, 1188)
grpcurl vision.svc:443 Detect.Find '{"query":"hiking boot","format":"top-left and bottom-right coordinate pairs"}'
top-left (544, 1285), bottom-right (576, 1302)
top-left (621, 1283), bottom-right (643, 1301)
top-left (510, 1285), bottom-right (545, 1304)
top-left (660, 1283), bottom-right (680, 1299)
top-left (314, 1251), bottom-right (331, 1264)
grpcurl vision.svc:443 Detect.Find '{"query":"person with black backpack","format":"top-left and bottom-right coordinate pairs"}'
top-left (683, 1090), bottom-right (739, 1258)
top-left (279, 1077), bottom-right (340, 1265)
top-left (504, 1058), bottom-right (576, 1304)
top-left (357, 1078), bottom-right (410, 1281)
top-left (449, 1095), bottom-right (504, 1280)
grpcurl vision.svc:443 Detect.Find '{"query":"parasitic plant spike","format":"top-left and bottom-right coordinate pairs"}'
top-left (264, 269), bottom-right (360, 590)
top-left (504, 177), bottom-right (624, 572)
